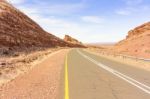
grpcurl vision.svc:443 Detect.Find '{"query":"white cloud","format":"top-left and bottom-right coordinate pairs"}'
top-left (30, 15), bottom-right (77, 29)
top-left (16, 1), bottom-right (86, 15)
top-left (81, 16), bottom-right (104, 24)
top-left (16, 6), bottom-right (84, 38)
top-left (116, 0), bottom-right (150, 16)
top-left (7, 0), bottom-right (25, 5)
top-left (16, 6), bottom-right (78, 28)
top-left (46, 3), bottom-right (85, 14)
top-left (115, 10), bottom-right (132, 16)
top-left (122, 0), bottom-right (143, 5)
top-left (17, 7), bottom-right (38, 15)
top-left (116, 9), bottom-right (131, 15)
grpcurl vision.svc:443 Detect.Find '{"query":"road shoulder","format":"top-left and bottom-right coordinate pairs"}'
top-left (0, 49), bottom-right (70, 99)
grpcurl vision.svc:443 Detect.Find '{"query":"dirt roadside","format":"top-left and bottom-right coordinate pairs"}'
top-left (0, 49), bottom-right (70, 99)
top-left (0, 48), bottom-right (64, 86)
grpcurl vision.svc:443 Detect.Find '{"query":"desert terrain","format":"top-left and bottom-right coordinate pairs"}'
top-left (0, 0), bottom-right (150, 99)
top-left (0, 0), bottom-right (85, 89)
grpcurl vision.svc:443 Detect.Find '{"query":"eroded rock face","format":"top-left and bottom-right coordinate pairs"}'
top-left (0, 0), bottom-right (73, 53)
top-left (127, 22), bottom-right (150, 38)
top-left (114, 22), bottom-right (150, 58)
top-left (64, 35), bottom-right (86, 48)
top-left (64, 35), bottom-right (81, 44)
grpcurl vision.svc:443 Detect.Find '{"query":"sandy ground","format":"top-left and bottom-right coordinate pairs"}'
top-left (85, 48), bottom-right (150, 71)
top-left (0, 49), bottom-right (69, 99)
top-left (0, 48), bottom-right (64, 86)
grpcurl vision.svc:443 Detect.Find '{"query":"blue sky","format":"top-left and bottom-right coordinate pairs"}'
top-left (8, 0), bottom-right (150, 43)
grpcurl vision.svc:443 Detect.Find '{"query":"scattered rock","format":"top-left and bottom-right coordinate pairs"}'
top-left (1, 62), bottom-right (6, 66)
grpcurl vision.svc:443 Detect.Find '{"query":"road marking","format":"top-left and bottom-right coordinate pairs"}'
top-left (77, 50), bottom-right (150, 94)
top-left (65, 55), bottom-right (69, 99)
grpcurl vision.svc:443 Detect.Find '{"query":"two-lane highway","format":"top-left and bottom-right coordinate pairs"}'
top-left (65, 49), bottom-right (150, 99)
top-left (0, 48), bottom-right (149, 99)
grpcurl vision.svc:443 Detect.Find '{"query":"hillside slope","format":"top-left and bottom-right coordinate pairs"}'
top-left (0, 0), bottom-right (74, 55)
top-left (114, 22), bottom-right (150, 58)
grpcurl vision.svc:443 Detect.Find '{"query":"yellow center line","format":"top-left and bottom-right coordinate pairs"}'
top-left (65, 55), bottom-right (69, 99)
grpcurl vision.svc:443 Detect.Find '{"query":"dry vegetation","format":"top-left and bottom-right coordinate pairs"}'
top-left (0, 47), bottom-right (64, 86)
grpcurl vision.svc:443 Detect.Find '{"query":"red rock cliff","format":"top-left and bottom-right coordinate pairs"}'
top-left (114, 22), bottom-right (150, 58)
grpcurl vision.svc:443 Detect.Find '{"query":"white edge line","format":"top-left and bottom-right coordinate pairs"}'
top-left (77, 50), bottom-right (150, 95)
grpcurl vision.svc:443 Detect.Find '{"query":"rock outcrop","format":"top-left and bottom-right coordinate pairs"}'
top-left (64, 35), bottom-right (86, 47)
top-left (64, 35), bottom-right (81, 44)
top-left (114, 22), bottom-right (150, 58)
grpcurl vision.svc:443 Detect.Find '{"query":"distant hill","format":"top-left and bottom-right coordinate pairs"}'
top-left (86, 42), bottom-right (115, 48)
top-left (114, 22), bottom-right (150, 58)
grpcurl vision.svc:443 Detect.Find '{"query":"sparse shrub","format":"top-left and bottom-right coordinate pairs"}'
top-left (8, 47), bottom-right (13, 51)
top-left (2, 50), bottom-right (9, 55)
top-left (0, 72), bottom-right (2, 75)
top-left (13, 53), bottom-right (19, 57)
top-left (135, 50), bottom-right (138, 52)
top-left (1, 62), bottom-right (6, 65)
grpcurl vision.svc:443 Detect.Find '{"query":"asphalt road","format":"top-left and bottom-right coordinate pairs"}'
top-left (66, 49), bottom-right (150, 99)
top-left (1, 48), bottom-right (150, 99)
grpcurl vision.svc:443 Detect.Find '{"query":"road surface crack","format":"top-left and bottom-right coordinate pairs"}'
top-left (108, 79), bottom-right (119, 99)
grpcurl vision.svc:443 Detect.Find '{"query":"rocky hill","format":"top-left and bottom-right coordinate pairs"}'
top-left (64, 35), bottom-right (82, 44)
top-left (64, 35), bottom-right (86, 47)
top-left (114, 22), bottom-right (150, 58)
top-left (0, 0), bottom-right (79, 55)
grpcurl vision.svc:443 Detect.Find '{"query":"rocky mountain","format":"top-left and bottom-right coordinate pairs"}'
top-left (64, 35), bottom-right (86, 47)
top-left (114, 22), bottom-right (150, 58)
top-left (0, 0), bottom-right (80, 55)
